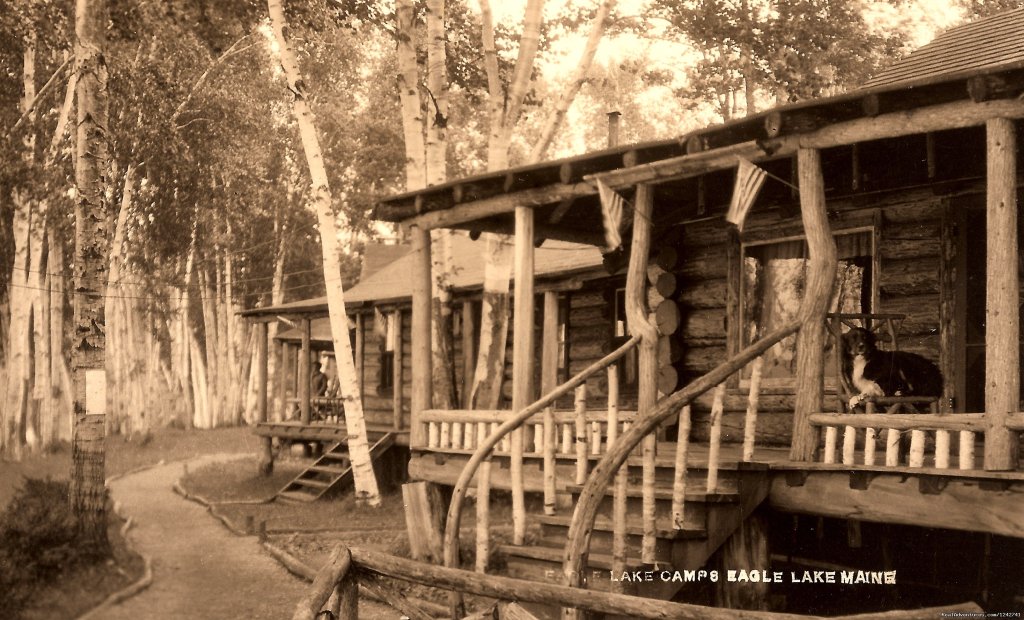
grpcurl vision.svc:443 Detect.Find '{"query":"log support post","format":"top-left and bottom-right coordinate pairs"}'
top-left (393, 309), bottom-right (404, 430)
top-left (541, 291), bottom-right (560, 515)
top-left (790, 147), bottom-right (838, 462)
top-left (512, 205), bottom-right (536, 545)
top-left (626, 183), bottom-right (660, 566)
top-left (984, 117), bottom-right (1019, 471)
top-left (411, 226), bottom-right (432, 448)
top-left (462, 300), bottom-right (476, 408)
top-left (256, 321), bottom-right (273, 476)
top-left (300, 317), bottom-right (312, 425)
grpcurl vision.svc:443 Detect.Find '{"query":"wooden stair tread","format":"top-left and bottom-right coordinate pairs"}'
top-left (278, 490), bottom-right (317, 502)
top-left (499, 544), bottom-right (672, 571)
top-left (564, 483), bottom-right (739, 503)
top-left (308, 464), bottom-right (348, 475)
top-left (321, 451), bottom-right (350, 461)
top-left (534, 514), bottom-right (705, 540)
top-left (291, 478), bottom-right (331, 489)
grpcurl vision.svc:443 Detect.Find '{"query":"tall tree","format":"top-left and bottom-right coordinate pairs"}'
top-left (69, 0), bottom-right (110, 552)
top-left (267, 0), bottom-right (381, 506)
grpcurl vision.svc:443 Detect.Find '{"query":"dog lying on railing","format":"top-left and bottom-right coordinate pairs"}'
top-left (842, 327), bottom-right (943, 411)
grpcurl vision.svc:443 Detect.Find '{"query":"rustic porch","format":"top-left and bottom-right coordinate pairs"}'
top-left (369, 54), bottom-right (1024, 615)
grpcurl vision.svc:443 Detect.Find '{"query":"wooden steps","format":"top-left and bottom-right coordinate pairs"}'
top-left (496, 465), bottom-right (771, 612)
top-left (276, 433), bottom-right (395, 502)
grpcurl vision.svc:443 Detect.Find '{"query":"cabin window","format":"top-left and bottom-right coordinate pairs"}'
top-left (741, 229), bottom-right (874, 387)
top-left (611, 287), bottom-right (639, 393)
top-left (379, 311), bottom-right (397, 392)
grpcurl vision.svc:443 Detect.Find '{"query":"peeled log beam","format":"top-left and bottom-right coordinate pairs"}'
top-left (967, 72), bottom-right (1024, 103)
top-left (984, 117), bottom-right (1019, 471)
top-left (655, 272), bottom-right (678, 298)
top-left (791, 148), bottom-right (838, 462)
top-left (764, 109), bottom-right (832, 138)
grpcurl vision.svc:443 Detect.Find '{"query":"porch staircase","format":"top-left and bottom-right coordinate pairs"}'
top-left (498, 449), bottom-right (770, 611)
top-left (277, 432), bottom-right (396, 502)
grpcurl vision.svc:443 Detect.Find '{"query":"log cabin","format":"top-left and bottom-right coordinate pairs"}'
top-left (271, 10), bottom-right (1024, 617)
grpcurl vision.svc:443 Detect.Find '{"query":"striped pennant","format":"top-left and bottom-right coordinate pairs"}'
top-left (726, 157), bottom-right (768, 232)
top-left (597, 178), bottom-right (626, 251)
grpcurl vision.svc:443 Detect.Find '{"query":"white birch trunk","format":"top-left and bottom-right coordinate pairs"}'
top-left (269, 0), bottom-right (381, 505)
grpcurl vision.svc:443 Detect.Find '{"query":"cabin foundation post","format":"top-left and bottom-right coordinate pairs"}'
top-left (714, 509), bottom-right (769, 610)
top-left (512, 205), bottom-right (536, 545)
top-left (402, 480), bottom-right (447, 563)
top-left (256, 322), bottom-right (273, 475)
top-left (790, 147), bottom-right (838, 462)
top-left (410, 226), bottom-right (432, 448)
top-left (984, 117), bottom-right (1019, 471)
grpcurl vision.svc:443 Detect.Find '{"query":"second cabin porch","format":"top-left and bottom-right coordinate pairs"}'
top-left (370, 67), bottom-right (1024, 613)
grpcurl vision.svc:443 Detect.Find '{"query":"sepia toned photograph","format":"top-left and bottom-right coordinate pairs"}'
top-left (1, 0), bottom-right (1023, 618)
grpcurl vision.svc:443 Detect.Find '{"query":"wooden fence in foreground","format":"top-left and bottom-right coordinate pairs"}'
top-left (292, 544), bottom-right (983, 620)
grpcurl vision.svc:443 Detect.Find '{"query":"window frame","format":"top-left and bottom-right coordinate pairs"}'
top-left (738, 225), bottom-right (879, 391)
top-left (379, 311), bottom-right (397, 393)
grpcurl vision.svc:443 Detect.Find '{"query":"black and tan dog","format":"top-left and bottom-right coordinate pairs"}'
top-left (842, 327), bottom-right (943, 410)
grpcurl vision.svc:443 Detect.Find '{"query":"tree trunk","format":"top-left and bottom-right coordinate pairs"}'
top-left (70, 0), bottom-right (110, 553)
top-left (268, 0), bottom-right (381, 505)
top-left (48, 230), bottom-right (69, 442)
top-left (470, 0), bottom-right (545, 411)
top-left (529, 0), bottom-right (617, 161)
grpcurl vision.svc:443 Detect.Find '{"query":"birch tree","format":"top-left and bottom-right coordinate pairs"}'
top-left (70, 0), bottom-right (110, 552)
top-left (268, 0), bottom-right (381, 506)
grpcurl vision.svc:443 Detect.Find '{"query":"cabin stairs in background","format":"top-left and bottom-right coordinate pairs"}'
top-left (277, 432), bottom-right (396, 502)
top-left (499, 449), bottom-right (770, 609)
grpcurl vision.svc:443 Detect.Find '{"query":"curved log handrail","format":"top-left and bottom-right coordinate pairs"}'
top-left (561, 320), bottom-right (801, 590)
top-left (443, 334), bottom-right (641, 613)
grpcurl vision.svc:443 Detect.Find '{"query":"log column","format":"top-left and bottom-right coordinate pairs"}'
top-left (984, 117), bottom-right (1019, 471)
top-left (256, 321), bottom-right (273, 475)
top-left (299, 317), bottom-right (312, 426)
top-left (511, 206), bottom-right (535, 545)
top-left (790, 147), bottom-right (838, 462)
top-left (410, 226), bottom-right (433, 448)
top-left (541, 291), bottom-right (560, 515)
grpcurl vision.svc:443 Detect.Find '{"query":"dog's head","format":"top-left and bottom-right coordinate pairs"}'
top-left (843, 327), bottom-right (877, 357)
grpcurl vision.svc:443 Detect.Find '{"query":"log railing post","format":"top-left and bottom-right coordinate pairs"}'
top-left (984, 117), bottom-right (1019, 471)
top-left (671, 405), bottom-right (691, 529)
top-left (706, 383), bottom-right (726, 491)
top-left (742, 356), bottom-right (763, 461)
top-left (511, 205), bottom-right (535, 545)
top-left (256, 321), bottom-right (273, 476)
top-left (410, 226), bottom-right (432, 448)
top-left (574, 385), bottom-right (589, 484)
top-left (790, 147), bottom-right (838, 462)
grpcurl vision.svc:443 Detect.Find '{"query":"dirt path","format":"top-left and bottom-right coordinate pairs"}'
top-left (98, 455), bottom-right (393, 620)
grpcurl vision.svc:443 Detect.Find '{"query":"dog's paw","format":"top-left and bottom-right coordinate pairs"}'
top-left (848, 394), bottom-right (866, 409)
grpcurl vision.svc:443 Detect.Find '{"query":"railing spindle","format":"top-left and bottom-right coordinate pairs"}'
top-left (842, 426), bottom-right (856, 465)
top-left (612, 466), bottom-right (628, 592)
top-left (706, 383), bottom-right (726, 493)
top-left (909, 430), bottom-right (926, 467)
top-left (591, 421), bottom-right (602, 455)
top-left (534, 423), bottom-right (544, 454)
top-left (441, 422), bottom-right (451, 450)
top-left (575, 385), bottom-right (589, 484)
top-left (463, 422), bottom-right (474, 450)
top-left (823, 426), bottom-right (838, 464)
top-left (607, 365), bottom-right (619, 449)
top-left (959, 431), bottom-right (975, 470)
top-left (742, 356), bottom-right (763, 461)
top-left (452, 422), bottom-right (462, 450)
top-left (935, 430), bottom-right (951, 469)
top-left (428, 422), bottom-right (439, 449)
top-left (671, 405), bottom-right (691, 529)
top-left (561, 423), bottom-right (572, 455)
top-left (885, 429), bottom-right (900, 466)
top-left (543, 406), bottom-right (556, 515)
top-left (864, 427), bottom-right (877, 466)
top-left (476, 455), bottom-right (491, 573)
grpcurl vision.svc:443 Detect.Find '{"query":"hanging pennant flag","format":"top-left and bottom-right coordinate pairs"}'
top-left (373, 307), bottom-right (387, 337)
top-left (726, 157), bottom-right (768, 232)
top-left (597, 178), bottom-right (626, 252)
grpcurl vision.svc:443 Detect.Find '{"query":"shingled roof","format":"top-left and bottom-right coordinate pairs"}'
top-left (864, 8), bottom-right (1024, 90)
top-left (242, 233), bottom-right (604, 319)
